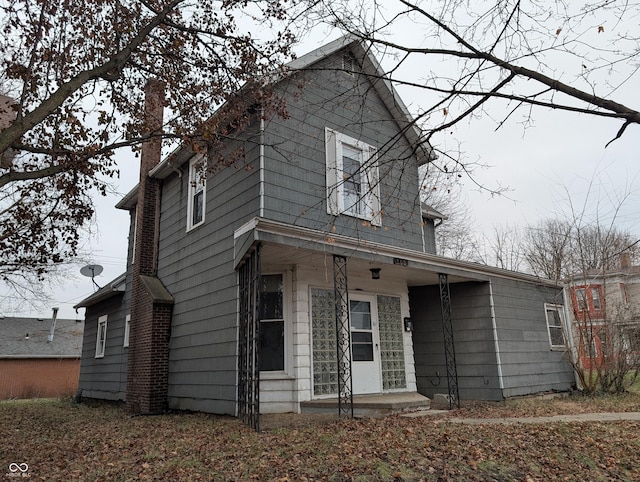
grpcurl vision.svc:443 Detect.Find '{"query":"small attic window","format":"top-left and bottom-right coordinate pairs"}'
top-left (342, 53), bottom-right (356, 75)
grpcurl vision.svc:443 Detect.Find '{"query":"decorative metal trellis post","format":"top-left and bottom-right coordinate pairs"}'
top-left (238, 244), bottom-right (261, 431)
top-left (438, 273), bottom-right (460, 409)
top-left (333, 254), bottom-right (353, 418)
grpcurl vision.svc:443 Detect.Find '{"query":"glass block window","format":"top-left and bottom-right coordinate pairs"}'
top-left (311, 288), bottom-right (338, 396)
top-left (377, 295), bottom-right (406, 390)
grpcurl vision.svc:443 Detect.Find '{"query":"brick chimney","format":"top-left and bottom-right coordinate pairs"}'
top-left (620, 252), bottom-right (632, 270)
top-left (126, 80), bottom-right (174, 414)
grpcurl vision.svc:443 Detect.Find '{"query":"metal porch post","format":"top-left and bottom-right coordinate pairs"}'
top-left (439, 273), bottom-right (460, 409)
top-left (238, 244), bottom-right (261, 430)
top-left (333, 255), bottom-right (353, 418)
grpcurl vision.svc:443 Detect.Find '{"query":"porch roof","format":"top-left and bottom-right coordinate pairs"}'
top-left (73, 273), bottom-right (126, 309)
top-left (234, 217), bottom-right (559, 287)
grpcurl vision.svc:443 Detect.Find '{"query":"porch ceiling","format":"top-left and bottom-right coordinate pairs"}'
top-left (260, 243), bottom-right (475, 286)
top-left (235, 218), bottom-right (554, 287)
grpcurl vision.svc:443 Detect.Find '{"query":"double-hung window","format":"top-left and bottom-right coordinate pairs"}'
top-left (259, 274), bottom-right (285, 372)
top-left (620, 283), bottom-right (629, 306)
top-left (325, 128), bottom-right (381, 226)
top-left (579, 325), bottom-right (609, 369)
top-left (187, 155), bottom-right (206, 230)
top-left (571, 285), bottom-right (604, 319)
top-left (95, 315), bottom-right (108, 358)
top-left (544, 304), bottom-right (566, 349)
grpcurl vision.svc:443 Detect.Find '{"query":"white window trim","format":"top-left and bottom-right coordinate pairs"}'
top-left (123, 314), bottom-right (131, 348)
top-left (544, 303), bottom-right (566, 350)
top-left (95, 315), bottom-right (108, 358)
top-left (187, 154), bottom-right (206, 231)
top-left (325, 128), bottom-right (381, 226)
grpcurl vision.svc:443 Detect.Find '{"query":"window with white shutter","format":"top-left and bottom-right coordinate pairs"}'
top-left (325, 128), bottom-right (381, 226)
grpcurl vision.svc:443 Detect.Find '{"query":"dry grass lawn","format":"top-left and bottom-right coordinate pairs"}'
top-left (1, 393), bottom-right (640, 481)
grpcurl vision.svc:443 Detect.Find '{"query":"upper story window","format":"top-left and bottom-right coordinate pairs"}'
top-left (620, 283), bottom-right (629, 306)
top-left (571, 285), bottom-right (604, 319)
top-left (95, 315), bottom-right (108, 358)
top-left (325, 128), bottom-right (381, 226)
top-left (187, 155), bottom-right (206, 231)
top-left (544, 303), bottom-right (566, 349)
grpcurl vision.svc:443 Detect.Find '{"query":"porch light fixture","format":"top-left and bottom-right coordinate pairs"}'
top-left (370, 268), bottom-right (381, 280)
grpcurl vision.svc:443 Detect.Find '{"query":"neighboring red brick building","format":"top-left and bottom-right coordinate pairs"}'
top-left (565, 254), bottom-right (640, 369)
top-left (0, 317), bottom-right (84, 399)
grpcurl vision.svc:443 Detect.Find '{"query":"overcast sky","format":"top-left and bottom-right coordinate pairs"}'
top-left (3, 9), bottom-right (639, 321)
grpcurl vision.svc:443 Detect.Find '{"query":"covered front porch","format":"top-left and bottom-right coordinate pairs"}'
top-left (234, 218), bottom-right (490, 427)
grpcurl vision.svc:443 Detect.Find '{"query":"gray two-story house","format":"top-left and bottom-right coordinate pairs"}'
top-left (76, 37), bottom-right (575, 422)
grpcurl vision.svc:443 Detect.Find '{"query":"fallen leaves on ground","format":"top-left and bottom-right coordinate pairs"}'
top-left (1, 396), bottom-right (639, 481)
top-left (447, 392), bottom-right (640, 419)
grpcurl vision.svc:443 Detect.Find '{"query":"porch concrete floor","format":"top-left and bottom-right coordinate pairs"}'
top-left (300, 392), bottom-right (431, 418)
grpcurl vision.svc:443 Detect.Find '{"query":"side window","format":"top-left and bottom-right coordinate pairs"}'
top-left (575, 287), bottom-right (588, 311)
top-left (571, 285), bottom-right (604, 319)
top-left (187, 155), bottom-right (206, 231)
top-left (95, 315), bottom-right (108, 358)
top-left (259, 274), bottom-right (284, 372)
top-left (620, 283), bottom-right (629, 305)
top-left (325, 128), bottom-right (381, 226)
top-left (123, 314), bottom-right (131, 348)
top-left (590, 286), bottom-right (602, 310)
top-left (544, 304), bottom-right (565, 349)
top-left (579, 326), bottom-right (609, 369)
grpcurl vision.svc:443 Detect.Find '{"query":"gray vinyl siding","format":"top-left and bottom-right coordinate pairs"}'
top-left (410, 278), bottom-right (575, 402)
top-left (157, 125), bottom-right (262, 415)
top-left (78, 208), bottom-right (134, 401)
top-left (78, 294), bottom-right (128, 401)
top-left (422, 219), bottom-right (437, 254)
top-left (410, 282), bottom-right (503, 401)
top-left (261, 51), bottom-right (424, 251)
top-left (490, 277), bottom-right (574, 397)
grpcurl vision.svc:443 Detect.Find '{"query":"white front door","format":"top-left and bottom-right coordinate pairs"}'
top-left (349, 296), bottom-right (382, 394)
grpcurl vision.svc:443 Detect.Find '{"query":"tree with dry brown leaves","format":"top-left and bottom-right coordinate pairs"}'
top-left (0, 0), bottom-right (296, 289)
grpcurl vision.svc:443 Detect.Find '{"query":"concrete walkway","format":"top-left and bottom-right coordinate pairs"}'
top-left (402, 411), bottom-right (640, 424)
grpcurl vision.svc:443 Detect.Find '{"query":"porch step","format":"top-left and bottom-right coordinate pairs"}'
top-left (300, 392), bottom-right (431, 418)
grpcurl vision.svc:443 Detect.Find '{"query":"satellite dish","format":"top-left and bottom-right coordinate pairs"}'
top-left (80, 264), bottom-right (103, 290)
top-left (80, 264), bottom-right (103, 277)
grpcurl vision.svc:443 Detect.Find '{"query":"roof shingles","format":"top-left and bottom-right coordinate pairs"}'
top-left (0, 317), bottom-right (84, 358)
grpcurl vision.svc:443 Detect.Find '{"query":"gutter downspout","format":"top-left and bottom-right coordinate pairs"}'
top-left (259, 113), bottom-right (265, 218)
top-left (488, 282), bottom-right (505, 395)
top-left (561, 286), bottom-right (581, 390)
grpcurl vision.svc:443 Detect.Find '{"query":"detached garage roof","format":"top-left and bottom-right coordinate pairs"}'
top-left (0, 317), bottom-right (84, 358)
